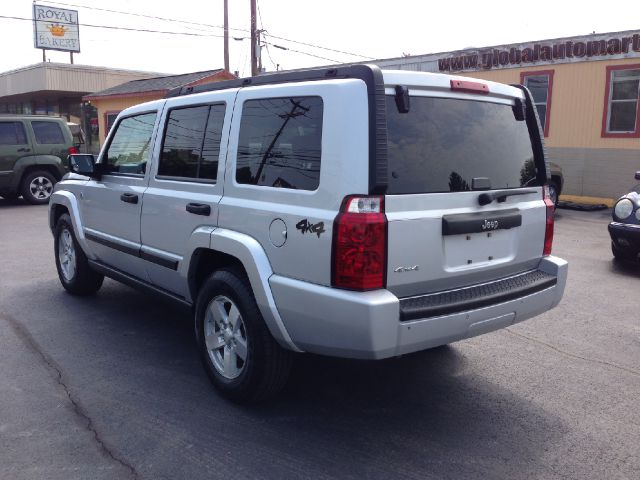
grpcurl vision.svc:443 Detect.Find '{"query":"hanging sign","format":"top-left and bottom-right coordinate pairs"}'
top-left (33, 4), bottom-right (80, 53)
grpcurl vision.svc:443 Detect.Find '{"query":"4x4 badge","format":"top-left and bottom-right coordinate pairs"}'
top-left (296, 219), bottom-right (325, 238)
top-left (394, 265), bottom-right (419, 273)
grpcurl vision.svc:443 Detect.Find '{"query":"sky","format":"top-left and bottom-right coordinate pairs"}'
top-left (1, 0), bottom-right (639, 76)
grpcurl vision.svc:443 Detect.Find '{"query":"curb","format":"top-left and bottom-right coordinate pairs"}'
top-left (559, 195), bottom-right (614, 208)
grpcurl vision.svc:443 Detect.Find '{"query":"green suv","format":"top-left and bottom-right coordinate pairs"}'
top-left (0, 115), bottom-right (75, 204)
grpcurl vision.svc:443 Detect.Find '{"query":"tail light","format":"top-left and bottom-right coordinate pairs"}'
top-left (543, 185), bottom-right (554, 255)
top-left (332, 195), bottom-right (387, 290)
top-left (68, 146), bottom-right (78, 154)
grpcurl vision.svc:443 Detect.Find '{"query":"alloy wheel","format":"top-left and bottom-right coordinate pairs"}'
top-left (29, 176), bottom-right (54, 201)
top-left (204, 295), bottom-right (248, 380)
top-left (58, 228), bottom-right (77, 281)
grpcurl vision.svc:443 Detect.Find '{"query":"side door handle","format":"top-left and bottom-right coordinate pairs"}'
top-left (186, 202), bottom-right (211, 216)
top-left (17, 147), bottom-right (31, 152)
top-left (120, 193), bottom-right (139, 204)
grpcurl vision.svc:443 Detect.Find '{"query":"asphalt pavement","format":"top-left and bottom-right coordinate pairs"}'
top-left (0, 200), bottom-right (638, 480)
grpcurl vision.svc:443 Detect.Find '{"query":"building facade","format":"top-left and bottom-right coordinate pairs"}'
top-left (374, 30), bottom-right (640, 200)
top-left (0, 63), bottom-right (162, 152)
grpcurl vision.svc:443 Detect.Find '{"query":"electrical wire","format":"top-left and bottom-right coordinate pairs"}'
top-left (262, 41), bottom-right (339, 63)
top-left (40, 0), bottom-right (374, 60)
top-left (38, 1), bottom-right (249, 34)
top-left (262, 32), bottom-right (374, 60)
top-left (1, 15), bottom-right (224, 38)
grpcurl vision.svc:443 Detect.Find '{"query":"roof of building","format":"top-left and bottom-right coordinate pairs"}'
top-left (85, 69), bottom-right (226, 98)
top-left (0, 62), bottom-right (164, 99)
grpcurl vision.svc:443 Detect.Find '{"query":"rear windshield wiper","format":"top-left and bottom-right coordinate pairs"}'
top-left (478, 188), bottom-right (537, 206)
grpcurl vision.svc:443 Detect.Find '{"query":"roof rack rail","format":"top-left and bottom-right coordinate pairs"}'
top-left (165, 64), bottom-right (380, 98)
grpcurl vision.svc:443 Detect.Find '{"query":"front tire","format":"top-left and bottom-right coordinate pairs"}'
top-left (195, 269), bottom-right (293, 403)
top-left (22, 170), bottom-right (56, 205)
top-left (54, 213), bottom-right (104, 295)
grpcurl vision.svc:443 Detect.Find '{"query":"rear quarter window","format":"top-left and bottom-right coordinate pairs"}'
top-left (385, 96), bottom-right (540, 194)
top-left (236, 96), bottom-right (323, 191)
top-left (32, 121), bottom-right (66, 144)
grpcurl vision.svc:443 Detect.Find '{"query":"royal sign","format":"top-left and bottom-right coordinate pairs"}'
top-left (33, 4), bottom-right (80, 53)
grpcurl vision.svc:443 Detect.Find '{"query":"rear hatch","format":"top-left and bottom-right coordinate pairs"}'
top-left (382, 72), bottom-right (547, 298)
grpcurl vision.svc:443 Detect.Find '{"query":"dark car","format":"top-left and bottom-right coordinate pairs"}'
top-left (0, 115), bottom-right (76, 204)
top-left (609, 171), bottom-right (640, 262)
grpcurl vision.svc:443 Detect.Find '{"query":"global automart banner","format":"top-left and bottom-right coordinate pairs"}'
top-left (437, 32), bottom-right (640, 73)
top-left (33, 4), bottom-right (80, 53)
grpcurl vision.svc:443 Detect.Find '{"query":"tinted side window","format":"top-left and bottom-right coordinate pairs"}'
top-left (32, 121), bottom-right (65, 144)
top-left (158, 104), bottom-right (225, 181)
top-left (0, 122), bottom-right (27, 145)
top-left (236, 96), bottom-right (323, 190)
top-left (104, 113), bottom-right (157, 175)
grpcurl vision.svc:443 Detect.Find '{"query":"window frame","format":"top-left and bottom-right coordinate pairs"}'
top-left (100, 110), bottom-right (158, 178)
top-left (520, 70), bottom-right (554, 138)
top-left (156, 102), bottom-right (226, 184)
top-left (234, 95), bottom-right (324, 192)
top-left (601, 64), bottom-right (640, 138)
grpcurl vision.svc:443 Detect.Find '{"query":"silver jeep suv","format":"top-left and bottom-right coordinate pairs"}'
top-left (49, 65), bottom-right (567, 402)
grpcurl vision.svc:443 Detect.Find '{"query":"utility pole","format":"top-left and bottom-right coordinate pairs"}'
top-left (250, 0), bottom-right (257, 76)
top-left (223, 0), bottom-right (229, 72)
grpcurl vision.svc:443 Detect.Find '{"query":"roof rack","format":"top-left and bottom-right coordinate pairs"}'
top-left (165, 64), bottom-right (380, 98)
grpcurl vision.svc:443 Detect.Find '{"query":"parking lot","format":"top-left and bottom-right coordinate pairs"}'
top-left (0, 200), bottom-right (638, 480)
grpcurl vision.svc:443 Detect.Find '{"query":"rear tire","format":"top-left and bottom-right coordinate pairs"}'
top-left (21, 170), bottom-right (56, 205)
top-left (54, 213), bottom-right (104, 295)
top-left (195, 268), bottom-right (293, 403)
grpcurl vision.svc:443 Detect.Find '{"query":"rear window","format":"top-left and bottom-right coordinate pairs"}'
top-left (32, 121), bottom-right (66, 144)
top-left (385, 96), bottom-right (540, 194)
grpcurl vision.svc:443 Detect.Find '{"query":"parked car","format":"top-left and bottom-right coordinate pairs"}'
top-left (548, 161), bottom-right (564, 208)
top-left (609, 171), bottom-right (640, 262)
top-left (0, 115), bottom-right (76, 204)
top-left (49, 65), bottom-right (568, 402)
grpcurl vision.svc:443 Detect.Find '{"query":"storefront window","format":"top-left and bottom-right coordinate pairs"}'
top-left (521, 70), bottom-right (554, 137)
top-left (605, 67), bottom-right (640, 135)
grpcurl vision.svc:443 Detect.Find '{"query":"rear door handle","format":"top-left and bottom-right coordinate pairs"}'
top-left (17, 147), bottom-right (31, 152)
top-left (120, 193), bottom-right (139, 204)
top-left (186, 203), bottom-right (211, 216)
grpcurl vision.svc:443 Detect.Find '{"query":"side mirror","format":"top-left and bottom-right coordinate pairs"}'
top-left (635, 171), bottom-right (640, 181)
top-left (68, 154), bottom-right (96, 176)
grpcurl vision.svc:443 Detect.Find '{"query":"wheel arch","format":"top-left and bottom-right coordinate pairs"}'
top-left (11, 155), bottom-right (66, 190)
top-left (48, 191), bottom-right (93, 258)
top-left (187, 228), bottom-right (301, 352)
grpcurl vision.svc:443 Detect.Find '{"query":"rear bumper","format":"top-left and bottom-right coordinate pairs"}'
top-left (270, 256), bottom-right (568, 359)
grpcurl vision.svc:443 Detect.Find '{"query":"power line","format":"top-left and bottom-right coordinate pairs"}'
top-left (40, 1), bottom-right (249, 34)
top-left (263, 41), bottom-right (340, 63)
top-left (2, 15), bottom-right (224, 37)
top-left (262, 32), bottom-right (374, 60)
top-left (41, 0), bottom-right (374, 60)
